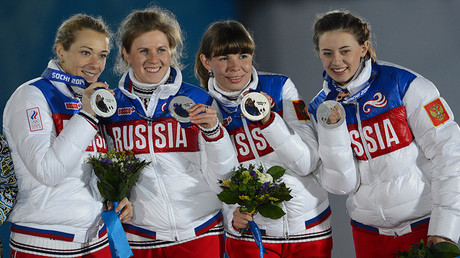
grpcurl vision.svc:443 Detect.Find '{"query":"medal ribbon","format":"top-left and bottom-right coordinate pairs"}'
top-left (42, 68), bottom-right (89, 88)
top-left (100, 202), bottom-right (133, 258)
top-left (324, 70), bottom-right (377, 103)
top-left (248, 221), bottom-right (268, 258)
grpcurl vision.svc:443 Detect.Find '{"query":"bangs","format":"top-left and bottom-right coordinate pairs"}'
top-left (210, 26), bottom-right (254, 57)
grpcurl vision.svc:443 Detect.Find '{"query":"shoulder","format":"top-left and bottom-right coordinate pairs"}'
top-left (180, 82), bottom-right (212, 103)
top-left (257, 71), bottom-right (290, 86)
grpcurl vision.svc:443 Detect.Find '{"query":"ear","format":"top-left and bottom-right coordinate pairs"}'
top-left (122, 47), bottom-right (130, 64)
top-left (361, 41), bottom-right (370, 58)
top-left (56, 43), bottom-right (65, 61)
top-left (200, 54), bottom-right (212, 71)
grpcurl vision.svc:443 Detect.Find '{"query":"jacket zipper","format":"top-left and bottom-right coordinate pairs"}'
top-left (241, 115), bottom-right (289, 237)
top-left (353, 101), bottom-right (386, 222)
top-left (146, 92), bottom-right (179, 241)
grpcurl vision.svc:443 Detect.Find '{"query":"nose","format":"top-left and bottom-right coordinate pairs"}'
top-left (227, 56), bottom-right (241, 71)
top-left (332, 53), bottom-right (343, 66)
top-left (147, 52), bottom-right (159, 63)
top-left (87, 55), bottom-right (104, 68)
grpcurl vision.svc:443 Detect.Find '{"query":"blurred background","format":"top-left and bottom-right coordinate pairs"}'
top-left (1, 0), bottom-right (458, 257)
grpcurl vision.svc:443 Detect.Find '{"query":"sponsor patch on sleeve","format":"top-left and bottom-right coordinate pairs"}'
top-left (26, 107), bottom-right (43, 131)
top-left (292, 100), bottom-right (310, 121)
top-left (423, 98), bottom-right (450, 127)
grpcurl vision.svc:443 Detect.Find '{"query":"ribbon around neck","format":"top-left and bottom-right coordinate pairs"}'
top-left (100, 201), bottom-right (133, 258)
top-left (248, 220), bottom-right (268, 258)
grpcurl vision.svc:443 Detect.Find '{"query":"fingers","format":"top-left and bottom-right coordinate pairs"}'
top-left (189, 104), bottom-right (218, 129)
top-left (109, 197), bottom-right (134, 223)
top-left (232, 207), bottom-right (253, 230)
top-left (188, 104), bottom-right (215, 116)
top-left (81, 82), bottom-right (112, 116)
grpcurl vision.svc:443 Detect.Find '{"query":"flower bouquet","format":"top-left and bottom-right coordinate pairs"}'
top-left (87, 149), bottom-right (150, 258)
top-left (397, 239), bottom-right (460, 258)
top-left (217, 164), bottom-right (292, 257)
top-left (87, 149), bottom-right (150, 202)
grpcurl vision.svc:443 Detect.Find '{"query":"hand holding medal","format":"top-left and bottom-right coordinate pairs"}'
top-left (316, 100), bottom-right (346, 128)
top-left (82, 82), bottom-right (117, 118)
top-left (169, 96), bottom-right (218, 129)
top-left (240, 91), bottom-right (271, 123)
top-left (87, 84), bottom-right (117, 118)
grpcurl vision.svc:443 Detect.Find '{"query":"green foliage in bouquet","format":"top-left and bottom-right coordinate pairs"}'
top-left (217, 164), bottom-right (292, 220)
top-left (397, 239), bottom-right (460, 258)
top-left (87, 149), bottom-right (150, 202)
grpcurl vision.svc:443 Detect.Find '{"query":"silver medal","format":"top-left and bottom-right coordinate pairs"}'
top-left (316, 100), bottom-right (345, 128)
top-left (90, 89), bottom-right (117, 118)
top-left (240, 92), bottom-right (271, 121)
top-left (169, 96), bottom-right (196, 123)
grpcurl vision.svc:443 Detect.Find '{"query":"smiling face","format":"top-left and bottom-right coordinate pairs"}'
top-left (201, 53), bottom-right (253, 92)
top-left (56, 29), bottom-right (109, 83)
top-left (318, 30), bottom-right (369, 85)
top-left (123, 30), bottom-right (172, 84)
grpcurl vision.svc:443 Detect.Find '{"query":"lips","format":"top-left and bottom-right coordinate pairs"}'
top-left (332, 67), bottom-right (348, 74)
top-left (145, 67), bottom-right (161, 73)
top-left (81, 70), bottom-right (98, 81)
top-left (227, 75), bottom-right (244, 83)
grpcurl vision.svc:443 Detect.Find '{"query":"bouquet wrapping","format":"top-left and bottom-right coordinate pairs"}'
top-left (217, 164), bottom-right (292, 257)
top-left (87, 149), bottom-right (150, 258)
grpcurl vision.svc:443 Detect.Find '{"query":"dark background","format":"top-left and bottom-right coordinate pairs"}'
top-left (1, 0), bottom-right (458, 257)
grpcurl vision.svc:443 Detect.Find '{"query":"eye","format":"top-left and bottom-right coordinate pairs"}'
top-left (140, 49), bottom-right (148, 55)
top-left (81, 51), bottom-right (90, 56)
top-left (321, 51), bottom-right (332, 57)
top-left (99, 54), bottom-right (108, 60)
top-left (240, 54), bottom-right (250, 59)
top-left (158, 48), bottom-right (166, 53)
top-left (217, 56), bottom-right (228, 61)
top-left (340, 49), bottom-right (351, 55)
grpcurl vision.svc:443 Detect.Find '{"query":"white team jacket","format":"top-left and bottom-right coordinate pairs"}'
top-left (3, 60), bottom-right (106, 243)
top-left (102, 67), bottom-right (238, 242)
top-left (309, 59), bottom-right (460, 242)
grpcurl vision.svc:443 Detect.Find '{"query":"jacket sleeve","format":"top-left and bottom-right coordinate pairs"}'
top-left (3, 84), bottom-right (98, 187)
top-left (260, 78), bottom-right (319, 175)
top-left (403, 76), bottom-right (460, 243)
top-left (0, 134), bottom-right (17, 224)
top-left (199, 100), bottom-right (239, 194)
top-left (314, 114), bottom-right (359, 195)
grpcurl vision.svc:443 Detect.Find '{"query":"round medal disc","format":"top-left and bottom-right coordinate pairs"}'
top-left (169, 96), bottom-right (196, 123)
top-left (90, 89), bottom-right (117, 118)
top-left (240, 92), bottom-right (271, 121)
top-left (316, 100), bottom-right (345, 129)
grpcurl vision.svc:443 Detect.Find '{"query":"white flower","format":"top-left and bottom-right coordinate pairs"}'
top-left (258, 173), bottom-right (273, 184)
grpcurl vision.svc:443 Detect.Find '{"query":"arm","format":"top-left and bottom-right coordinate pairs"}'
top-left (260, 78), bottom-right (319, 175)
top-left (315, 108), bottom-right (359, 195)
top-left (0, 134), bottom-right (17, 224)
top-left (191, 100), bottom-right (238, 193)
top-left (3, 84), bottom-right (98, 187)
top-left (404, 77), bottom-right (460, 243)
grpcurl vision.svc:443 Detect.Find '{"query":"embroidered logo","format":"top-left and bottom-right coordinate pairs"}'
top-left (65, 102), bottom-right (82, 110)
top-left (223, 116), bottom-right (232, 126)
top-left (118, 107), bottom-right (135, 116)
top-left (26, 107), bottom-right (43, 131)
top-left (424, 98), bottom-right (450, 127)
top-left (292, 100), bottom-right (310, 121)
top-left (363, 92), bottom-right (387, 113)
top-left (161, 102), bottom-right (167, 112)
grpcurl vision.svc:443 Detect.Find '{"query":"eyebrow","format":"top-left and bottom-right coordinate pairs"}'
top-left (80, 46), bottom-right (109, 53)
top-left (320, 45), bottom-right (351, 51)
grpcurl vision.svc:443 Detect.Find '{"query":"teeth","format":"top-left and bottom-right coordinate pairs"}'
top-left (333, 67), bottom-right (347, 73)
top-left (82, 71), bottom-right (96, 77)
top-left (146, 67), bottom-right (161, 73)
